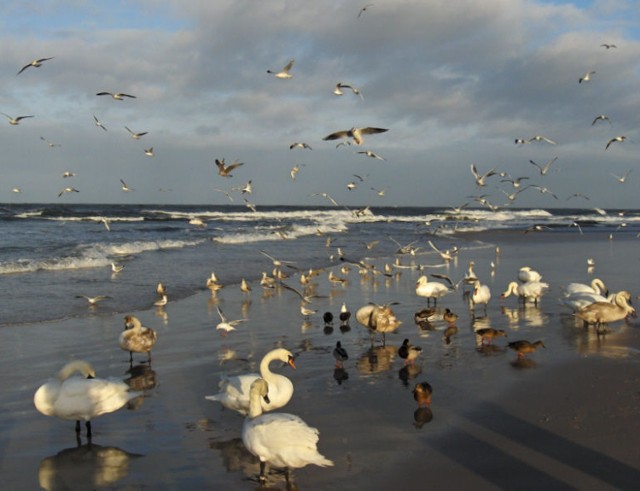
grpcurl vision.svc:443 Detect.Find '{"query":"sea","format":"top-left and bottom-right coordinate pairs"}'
top-left (0, 203), bottom-right (637, 326)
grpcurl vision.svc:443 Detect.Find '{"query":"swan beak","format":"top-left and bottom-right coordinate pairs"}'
top-left (630, 309), bottom-right (638, 318)
top-left (287, 356), bottom-right (297, 369)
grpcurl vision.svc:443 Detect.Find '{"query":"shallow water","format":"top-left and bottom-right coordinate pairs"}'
top-left (1, 224), bottom-right (640, 490)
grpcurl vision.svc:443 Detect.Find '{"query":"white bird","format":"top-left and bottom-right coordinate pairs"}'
top-left (528, 135), bottom-right (557, 144)
top-left (470, 280), bottom-right (491, 313)
top-left (591, 115), bottom-right (611, 126)
top-left (96, 92), bottom-right (136, 100)
top-left (564, 278), bottom-right (608, 297)
top-left (501, 281), bottom-right (549, 305)
top-left (40, 136), bottom-right (61, 148)
top-left (33, 360), bottom-right (140, 439)
top-left (58, 187), bottom-right (79, 198)
top-left (75, 295), bottom-right (111, 306)
top-left (17, 56), bottom-right (54, 75)
top-left (215, 305), bottom-right (248, 335)
top-left (144, 147), bottom-right (154, 157)
top-left (1, 113), bottom-right (34, 125)
top-left (323, 126), bottom-right (388, 146)
top-left (560, 291), bottom-right (609, 312)
top-left (518, 266), bottom-right (542, 283)
top-left (579, 71), bottom-right (596, 83)
top-left (427, 240), bottom-right (458, 262)
top-left (240, 278), bottom-right (251, 294)
top-left (267, 59), bottom-right (295, 79)
top-left (605, 136), bottom-right (626, 150)
top-left (11, 187), bottom-right (22, 193)
top-left (153, 294), bottom-right (168, 307)
top-left (416, 275), bottom-right (450, 306)
top-left (120, 315), bottom-right (158, 363)
top-left (356, 150), bottom-right (385, 160)
top-left (529, 157), bottom-right (558, 176)
top-left (334, 82), bottom-right (363, 99)
top-left (215, 158), bottom-right (244, 177)
top-left (110, 262), bottom-right (124, 274)
top-left (470, 163), bottom-right (496, 187)
top-left (119, 179), bottom-right (133, 192)
top-left (93, 115), bottom-right (108, 131)
top-left (575, 291), bottom-right (636, 330)
top-left (125, 126), bottom-right (148, 139)
top-left (289, 142), bottom-right (312, 150)
top-left (242, 378), bottom-right (333, 485)
top-left (62, 171), bottom-right (76, 178)
top-left (206, 348), bottom-right (296, 415)
top-left (610, 169), bottom-right (632, 183)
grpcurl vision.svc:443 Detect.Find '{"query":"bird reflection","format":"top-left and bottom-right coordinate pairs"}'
top-left (398, 364), bottom-right (422, 387)
top-left (38, 443), bottom-right (142, 491)
top-left (510, 357), bottom-right (537, 369)
top-left (124, 363), bottom-right (157, 392)
top-left (413, 406), bottom-right (434, 428)
top-left (333, 367), bottom-right (349, 385)
top-left (356, 345), bottom-right (396, 374)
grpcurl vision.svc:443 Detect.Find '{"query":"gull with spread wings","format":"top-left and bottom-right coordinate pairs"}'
top-left (323, 127), bottom-right (388, 146)
top-left (215, 158), bottom-right (244, 177)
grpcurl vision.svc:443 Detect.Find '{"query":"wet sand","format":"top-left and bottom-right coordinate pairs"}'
top-left (1, 230), bottom-right (640, 490)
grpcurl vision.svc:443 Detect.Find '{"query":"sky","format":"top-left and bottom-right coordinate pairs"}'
top-left (1, 0), bottom-right (639, 209)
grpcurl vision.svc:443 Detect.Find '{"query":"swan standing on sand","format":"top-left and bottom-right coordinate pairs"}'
top-left (501, 281), bottom-right (549, 305)
top-left (355, 303), bottom-right (402, 345)
top-left (242, 378), bottom-right (333, 485)
top-left (416, 275), bottom-right (450, 305)
top-left (120, 315), bottom-right (158, 363)
top-left (34, 360), bottom-right (141, 440)
top-left (206, 348), bottom-right (296, 415)
top-left (575, 291), bottom-right (636, 332)
top-left (470, 280), bottom-right (491, 314)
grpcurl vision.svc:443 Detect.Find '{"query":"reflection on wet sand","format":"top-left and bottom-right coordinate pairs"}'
top-left (38, 443), bottom-right (142, 491)
top-left (398, 364), bottom-right (422, 387)
top-left (501, 305), bottom-right (549, 328)
top-left (356, 345), bottom-right (397, 374)
top-left (510, 357), bottom-right (537, 369)
top-left (413, 406), bottom-right (434, 428)
top-left (124, 364), bottom-right (157, 392)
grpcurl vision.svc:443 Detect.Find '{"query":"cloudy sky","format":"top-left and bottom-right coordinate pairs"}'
top-left (1, 0), bottom-right (639, 209)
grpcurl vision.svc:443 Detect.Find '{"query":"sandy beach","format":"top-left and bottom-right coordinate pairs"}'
top-left (2, 229), bottom-right (640, 490)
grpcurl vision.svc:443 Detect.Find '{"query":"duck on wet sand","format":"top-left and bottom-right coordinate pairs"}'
top-left (508, 340), bottom-right (546, 358)
top-left (413, 381), bottom-right (432, 407)
top-left (475, 328), bottom-right (506, 345)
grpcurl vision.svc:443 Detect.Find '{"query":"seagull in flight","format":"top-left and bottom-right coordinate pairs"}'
top-left (144, 147), bottom-right (154, 157)
top-left (76, 295), bottom-right (111, 306)
top-left (96, 92), bottom-right (136, 100)
top-left (334, 82), bottom-right (363, 99)
top-left (528, 135), bottom-right (556, 144)
top-left (125, 126), bottom-right (148, 139)
top-left (591, 115), bottom-right (611, 126)
top-left (289, 142), bottom-right (312, 150)
top-left (356, 150), bottom-right (385, 160)
top-left (529, 157), bottom-right (558, 176)
top-left (600, 43), bottom-right (617, 49)
top-left (470, 163), bottom-right (497, 187)
top-left (17, 57), bottom-right (54, 75)
top-left (215, 305), bottom-right (248, 336)
top-left (267, 59), bottom-right (295, 79)
top-left (311, 192), bottom-right (340, 206)
top-left (323, 126), bottom-right (388, 146)
top-left (58, 187), bottom-right (79, 197)
top-left (62, 171), bottom-right (76, 178)
top-left (40, 136), bottom-right (60, 148)
top-left (514, 138), bottom-right (529, 145)
top-left (606, 135), bottom-right (626, 150)
top-left (1, 113), bottom-right (34, 125)
top-left (93, 115), bottom-right (108, 131)
top-left (610, 169), bottom-right (632, 183)
top-left (120, 179), bottom-right (134, 192)
top-left (358, 3), bottom-right (373, 17)
top-left (579, 71), bottom-right (596, 83)
top-left (215, 158), bottom-right (244, 177)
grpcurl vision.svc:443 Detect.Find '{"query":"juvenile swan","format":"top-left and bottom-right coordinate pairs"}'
top-left (34, 360), bottom-right (141, 439)
top-left (206, 348), bottom-right (296, 415)
top-left (242, 378), bottom-right (333, 484)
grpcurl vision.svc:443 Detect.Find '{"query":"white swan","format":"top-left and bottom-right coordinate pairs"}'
top-left (501, 281), bottom-right (549, 305)
top-left (416, 275), bottom-right (450, 305)
top-left (34, 360), bottom-right (141, 439)
top-left (564, 278), bottom-right (608, 297)
top-left (470, 280), bottom-right (491, 313)
top-left (560, 291), bottom-right (609, 312)
top-left (205, 348), bottom-right (295, 415)
top-left (518, 266), bottom-right (542, 283)
top-left (120, 315), bottom-right (158, 363)
top-left (242, 378), bottom-right (333, 485)
top-left (575, 291), bottom-right (636, 330)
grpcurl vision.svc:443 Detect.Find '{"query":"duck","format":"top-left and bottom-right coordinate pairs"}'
top-left (339, 302), bottom-right (351, 326)
top-left (475, 328), bottom-right (506, 345)
top-left (443, 308), bottom-right (458, 324)
top-left (205, 348), bottom-right (296, 415)
top-left (416, 275), bottom-right (450, 305)
top-left (119, 315), bottom-right (158, 363)
top-left (398, 339), bottom-right (422, 365)
top-left (34, 360), bottom-right (141, 440)
top-left (575, 290), bottom-right (636, 331)
top-left (333, 341), bottom-right (348, 368)
top-left (517, 266), bottom-right (542, 283)
top-left (153, 294), bottom-right (168, 307)
top-left (507, 340), bottom-right (546, 358)
top-left (501, 281), bottom-right (549, 305)
top-left (470, 280), bottom-right (491, 313)
top-left (443, 324), bottom-right (458, 344)
top-left (323, 311), bottom-right (334, 325)
top-left (242, 379), bottom-right (333, 485)
top-left (240, 278), bottom-right (251, 294)
top-left (355, 303), bottom-right (402, 345)
top-left (414, 308), bottom-right (436, 325)
top-left (412, 381), bottom-right (432, 407)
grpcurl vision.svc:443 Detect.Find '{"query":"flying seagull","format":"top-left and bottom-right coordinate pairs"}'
top-left (470, 163), bottom-right (497, 187)
top-left (290, 142), bottom-right (312, 150)
top-left (96, 92), bottom-right (136, 100)
top-left (323, 126), bottom-right (388, 146)
top-left (358, 4), bottom-right (373, 17)
top-left (17, 57), bottom-right (54, 75)
top-left (528, 135), bottom-right (556, 144)
top-left (40, 136), bottom-right (60, 148)
top-left (93, 115), bottom-right (108, 131)
top-left (356, 150), bottom-right (385, 160)
top-left (334, 82), bottom-right (363, 99)
top-left (600, 43), bottom-right (617, 49)
top-left (529, 157), bottom-right (558, 176)
top-left (610, 169), bottom-right (632, 183)
top-left (215, 158), bottom-right (244, 178)
top-left (58, 187), bottom-right (79, 197)
top-left (605, 135), bottom-right (626, 150)
top-left (579, 71), bottom-right (596, 84)
top-left (267, 59), bottom-right (295, 79)
top-left (125, 126), bottom-right (148, 139)
top-left (591, 115), bottom-right (611, 126)
top-left (1, 113), bottom-right (34, 125)
top-left (120, 179), bottom-right (133, 192)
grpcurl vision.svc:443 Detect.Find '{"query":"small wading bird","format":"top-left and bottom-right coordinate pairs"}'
top-left (17, 57), bottom-right (54, 75)
top-left (323, 126), bottom-right (388, 146)
top-left (96, 92), bottom-right (136, 100)
top-left (508, 340), bottom-right (546, 358)
top-left (76, 295), bottom-right (111, 306)
top-left (267, 59), bottom-right (295, 79)
top-left (215, 158), bottom-right (244, 177)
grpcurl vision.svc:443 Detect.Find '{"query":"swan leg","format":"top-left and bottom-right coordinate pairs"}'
top-left (259, 461), bottom-right (267, 483)
top-left (86, 421), bottom-right (92, 440)
top-left (75, 420), bottom-right (81, 436)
